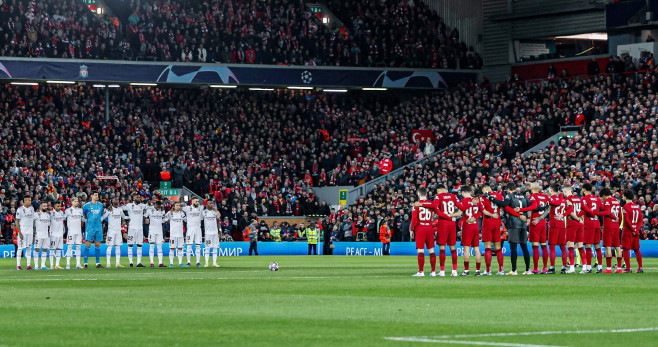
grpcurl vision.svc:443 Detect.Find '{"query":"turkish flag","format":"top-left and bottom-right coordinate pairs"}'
top-left (411, 129), bottom-right (435, 144)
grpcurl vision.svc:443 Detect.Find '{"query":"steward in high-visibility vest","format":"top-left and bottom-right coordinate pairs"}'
top-left (379, 220), bottom-right (392, 255)
top-left (246, 222), bottom-right (259, 256)
top-left (270, 227), bottom-right (282, 242)
top-left (306, 226), bottom-right (319, 255)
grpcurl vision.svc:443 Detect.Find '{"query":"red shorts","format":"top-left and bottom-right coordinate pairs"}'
top-left (481, 220), bottom-right (501, 243)
top-left (548, 226), bottom-right (566, 245)
top-left (602, 227), bottom-right (620, 248)
top-left (529, 222), bottom-right (547, 243)
top-left (461, 225), bottom-right (480, 247)
top-left (414, 228), bottom-right (435, 250)
top-left (566, 223), bottom-right (583, 242)
top-left (583, 221), bottom-right (601, 244)
top-left (437, 222), bottom-right (456, 246)
top-left (621, 231), bottom-right (640, 250)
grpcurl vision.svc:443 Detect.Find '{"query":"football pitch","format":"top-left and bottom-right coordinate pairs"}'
top-left (1, 256), bottom-right (657, 347)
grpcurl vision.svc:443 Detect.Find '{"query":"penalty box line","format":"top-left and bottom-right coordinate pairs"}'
top-left (385, 327), bottom-right (658, 346)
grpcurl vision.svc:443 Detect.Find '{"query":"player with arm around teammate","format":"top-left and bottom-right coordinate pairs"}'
top-left (621, 190), bottom-right (643, 273)
top-left (457, 186), bottom-right (483, 276)
top-left (597, 188), bottom-right (623, 273)
top-left (580, 183), bottom-right (603, 273)
top-left (410, 187), bottom-right (439, 277)
top-left (203, 201), bottom-right (222, 267)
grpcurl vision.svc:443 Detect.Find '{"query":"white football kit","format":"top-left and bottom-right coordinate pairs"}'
top-left (182, 205), bottom-right (204, 244)
top-left (64, 207), bottom-right (84, 244)
top-left (103, 208), bottom-right (126, 246)
top-left (122, 202), bottom-right (148, 245)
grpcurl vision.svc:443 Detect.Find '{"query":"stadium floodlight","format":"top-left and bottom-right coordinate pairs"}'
top-left (46, 80), bottom-right (75, 84)
top-left (130, 82), bottom-right (157, 86)
top-left (323, 89), bottom-right (348, 93)
top-left (287, 86), bottom-right (313, 90)
top-left (10, 82), bottom-right (39, 86)
top-left (248, 87), bottom-right (274, 91)
top-left (92, 84), bottom-right (106, 88)
top-left (362, 87), bottom-right (387, 91)
top-left (108, 84), bottom-right (120, 88)
top-left (210, 85), bottom-right (237, 88)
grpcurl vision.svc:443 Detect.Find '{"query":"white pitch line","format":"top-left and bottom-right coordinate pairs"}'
top-left (384, 337), bottom-right (563, 347)
top-left (426, 327), bottom-right (658, 339)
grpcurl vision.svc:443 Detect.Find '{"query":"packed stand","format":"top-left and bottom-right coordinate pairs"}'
top-left (347, 73), bottom-right (658, 241)
top-left (0, 0), bottom-right (121, 59)
top-left (0, 0), bottom-right (481, 68)
top-left (325, 0), bottom-right (482, 68)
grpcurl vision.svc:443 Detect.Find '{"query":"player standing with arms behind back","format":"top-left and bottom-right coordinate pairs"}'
top-left (203, 201), bottom-right (221, 268)
top-left (65, 197), bottom-right (84, 269)
top-left (103, 199), bottom-right (126, 268)
top-left (182, 197), bottom-right (205, 267)
top-left (146, 201), bottom-right (167, 267)
top-left (621, 190), bottom-right (643, 273)
top-left (16, 195), bottom-right (35, 270)
top-left (49, 201), bottom-right (66, 269)
top-left (122, 195), bottom-right (148, 267)
top-left (82, 192), bottom-right (104, 268)
top-left (431, 185), bottom-right (463, 276)
top-left (166, 202), bottom-right (186, 267)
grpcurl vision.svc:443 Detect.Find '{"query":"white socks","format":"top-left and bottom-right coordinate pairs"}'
top-left (177, 248), bottom-right (183, 265)
top-left (195, 245), bottom-right (201, 265)
top-left (213, 249), bottom-right (217, 265)
top-left (107, 246), bottom-right (113, 266)
top-left (17, 247), bottom-right (22, 267)
top-left (41, 252), bottom-right (47, 268)
top-left (205, 248), bottom-right (210, 265)
top-left (128, 246), bottom-right (133, 265)
top-left (169, 248), bottom-right (175, 265)
top-left (157, 244), bottom-right (163, 265)
top-left (115, 246), bottom-right (121, 265)
top-left (149, 244), bottom-right (154, 264)
top-left (186, 245), bottom-right (192, 264)
top-left (137, 246), bottom-right (142, 265)
top-left (55, 251), bottom-right (61, 267)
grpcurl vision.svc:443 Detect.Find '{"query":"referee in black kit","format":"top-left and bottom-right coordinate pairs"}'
top-left (484, 183), bottom-right (539, 275)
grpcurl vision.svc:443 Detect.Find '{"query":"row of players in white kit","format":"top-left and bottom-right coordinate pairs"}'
top-left (15, 195), bottom-right (222, 269)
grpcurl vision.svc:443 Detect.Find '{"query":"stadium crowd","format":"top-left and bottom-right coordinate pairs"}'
top-left (0, 0), bottom-right (480, 68)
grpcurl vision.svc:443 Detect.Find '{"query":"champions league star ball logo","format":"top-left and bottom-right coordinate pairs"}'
top-left (79, 65), bottom-right (88, 78)
top-left (301, 70), bottom-right (312, 84)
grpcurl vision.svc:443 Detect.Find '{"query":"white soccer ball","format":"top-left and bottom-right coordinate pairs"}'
top-left (269, 262), bottom-right (279, 271)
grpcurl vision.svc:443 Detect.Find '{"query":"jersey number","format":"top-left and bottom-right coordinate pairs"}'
top-left (419, 208), bottom-right (432, 221)
top-left (442, 201), bottom-right (455, 214)
top-left (631, 210), bottom-right (640, 223)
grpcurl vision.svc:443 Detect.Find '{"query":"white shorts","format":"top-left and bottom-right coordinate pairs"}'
top-left (149, 233), bottom-right (164, 245)
top-left (170, 236), bottom-right (184, 249)
top-left (67, 233), bottom-right (83, 245)
top-left (127, 229), bottom-right (144, 245)
top-left (19, 233), bottom-right (34, 249)
top-left (50, 235), bottom-right (63, 249)
top-left (35, 237), bottom-right (50, 250)
top-left (205, 234), bottom-right (220, 249)
top-left (185, 230), bottom-right (202, 245)
top-left (106, 233), bottom-right (124, 246)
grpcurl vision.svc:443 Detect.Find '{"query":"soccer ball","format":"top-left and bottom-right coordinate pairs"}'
top-left (269, 262), bottom-right (279, 271)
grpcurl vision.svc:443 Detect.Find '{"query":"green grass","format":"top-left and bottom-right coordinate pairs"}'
top-left (1, 256), bottom-right (657, 347)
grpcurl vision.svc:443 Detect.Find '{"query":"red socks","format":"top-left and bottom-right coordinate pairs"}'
top-left (464, 261), bottom-right (469, 271)
top-left (550, 245), bottom-right (556, 267)
top-left (496, 250), bottom-right (504, 272)
top-left (636, 249), bottom-right (643, 269)
top-left (451, 252), bottom-right (458, 271)
top-left (596, 248), bottom-right (602, 265)
top-left (429, 253), bottom-right (437, 273)
top-left (560, 245), bottom-right (567, 266)
top-left (439, 249), bottom-right (446, 271)
top-left (418, 254), bottom-right (425, 272)
top-left (606, 256), bottom-right (612, 268)
top-left (484, 248), bottom-right (492, 273)
top-left (585, 248), bottom-right (592, 267)
top-left (476, 262), bottom-right (481, 271)
top-left (616, 256), bottom-right (622, 268)
top-left (578, 247), bottom-right (586, 266)
top-left (623, 250), bottom-right (631, 270)
top-left (532, 245), bottom-right (539, 271)
top-left (568, 247), bottom-right (575, 266)
top-left (541, 245), bottom-right (548, 269)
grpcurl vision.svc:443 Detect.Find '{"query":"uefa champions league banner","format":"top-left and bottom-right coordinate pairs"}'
top-left (1, 241), bottom-right (658, 258)
top-left (0, 58), bottom-right (476, 89)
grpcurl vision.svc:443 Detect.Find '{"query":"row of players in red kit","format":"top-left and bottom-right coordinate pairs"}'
top-left (409, 182), bottom-right (644, 277)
